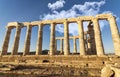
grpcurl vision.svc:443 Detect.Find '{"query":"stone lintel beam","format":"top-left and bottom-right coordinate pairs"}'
top-left (96, 13), bottom-right (113, 20)
top-left (41, 20), bottom-right (52, 25)
top-left (31, 21), bottom-right (41, 26)
top-left (56, 36), bottom-right (80, 40)
top-left (52, 19), bottom-right (67, 24)
top-left (78, 16), bottom-right (94, 21)
top-left (7, 22), bottom-right (23, 28)
top-left (67, 18), bottom-right (78, 23)
top-left (22, 22), bottom-right (31, 26)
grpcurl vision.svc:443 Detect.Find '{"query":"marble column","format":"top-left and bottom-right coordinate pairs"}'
top-left (108, 16), bottom-right (120, 56)
top-left (60, 39), bottom-right (63, 54)
top-left (77, 20), bottom-right (86, 55)
top-left (36, 24), bottom-right (43, 55)
top-left (92, 18), bottom-right (104, 56)
top-left (11, 26), bottom-right (21, 55)
top-left (23, 26), bottom-right (32, 55)
top-left (1, 27), bottom-right (12, 55)
top-left (73, 38), bottom-right (77, 53)
top-left (49, 23), bottom-right (56, 55)
top-left (84, 34), bottom-right (88, 53)
top-left (64, 21), bottom-right (70, 55)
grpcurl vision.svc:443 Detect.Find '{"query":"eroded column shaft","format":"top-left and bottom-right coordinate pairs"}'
top-left (49, 23), bottom-right (56, 55)
top-left (108, 16), bottom-right (120, 56)
top-left (1, 27), bottom-right (12, 55)
top-left (73, 38), bottom-right (77, 53)
top-left (36, 25), bottom-right (43, 55)
top-left (77, 20), bottom-right (86, 55)
top-left (64, 21), bottom-right (70, 55)
top-left (23, 26), bottom-right (32, 55)
top-left (93, 18), bottom-right (104, 55)
top-left (11, 27), bottom-right (21, 55)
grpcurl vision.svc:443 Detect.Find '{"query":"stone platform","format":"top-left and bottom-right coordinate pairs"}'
top-left (0, 55), bottom-right (119, 77)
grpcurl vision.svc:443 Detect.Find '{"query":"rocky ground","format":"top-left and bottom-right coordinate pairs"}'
top-left (0, 64), bottom-right (101, 77)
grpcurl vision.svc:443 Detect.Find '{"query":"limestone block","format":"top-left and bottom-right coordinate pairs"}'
top-left (101, 66), bottom-right (114, 77)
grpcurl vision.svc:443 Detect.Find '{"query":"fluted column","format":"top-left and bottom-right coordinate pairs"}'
top-left (23, 26), bottom-right (32, 55)
top-left (77, 20), bottom-right (86, 55)
top-left (11, 26), bottom-right (21, 55)
top-left (1, 27), bottom-right (12, 55)
top-left (73, 38), bottom-right (77, 53)
top-left (36, 24), bottom-right (43, 55)
top-left (108, 16), bottom-right (120, 56)
top-left (55, 40), bottom-right (57, 54)
top-left (49, 23), bottom-right (56, 55)
top-left (60, 39), bottom-right (63, 54)
top-left (64, 20), bottom-right (70, 55)
top-left (92, 18), bottom-right (104, 56)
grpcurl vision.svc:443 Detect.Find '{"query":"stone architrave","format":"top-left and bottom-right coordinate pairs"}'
top-left (92, 18), bottom-right (104, 55)
top-left (11, 26), bottom-right (21, 55)
top-left (49, 23), bottom-right (56, 55)
top-left (64, 20), bottom-right (70, 55)
top-left (77, 20), bottom-right (86, 55)
top-left (23, 26), bottom-right (32, 55)
top-left (1, 27), bottom-right (12, 55)
top-left (36, 24), bottom-right (43, 55)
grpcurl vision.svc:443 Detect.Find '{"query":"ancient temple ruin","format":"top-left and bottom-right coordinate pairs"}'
top-left (0, 14), bottom-right (120, 77)
top-left (1, 13), bottom-right (120, 56)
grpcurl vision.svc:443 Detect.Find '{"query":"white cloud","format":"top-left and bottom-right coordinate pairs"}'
top-left (40, 0), bottom-right (118, 36)
top-left (48, 0), bottom-right (65, 10)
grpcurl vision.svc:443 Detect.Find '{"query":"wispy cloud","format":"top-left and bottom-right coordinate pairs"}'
top-left (48, 0), bottom-right (65, 10)
top-left (40, 0), bottom-right (118, 36)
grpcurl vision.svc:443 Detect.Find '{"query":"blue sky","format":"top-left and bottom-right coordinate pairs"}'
top-left (0, 0), bottom-right (120, 54)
